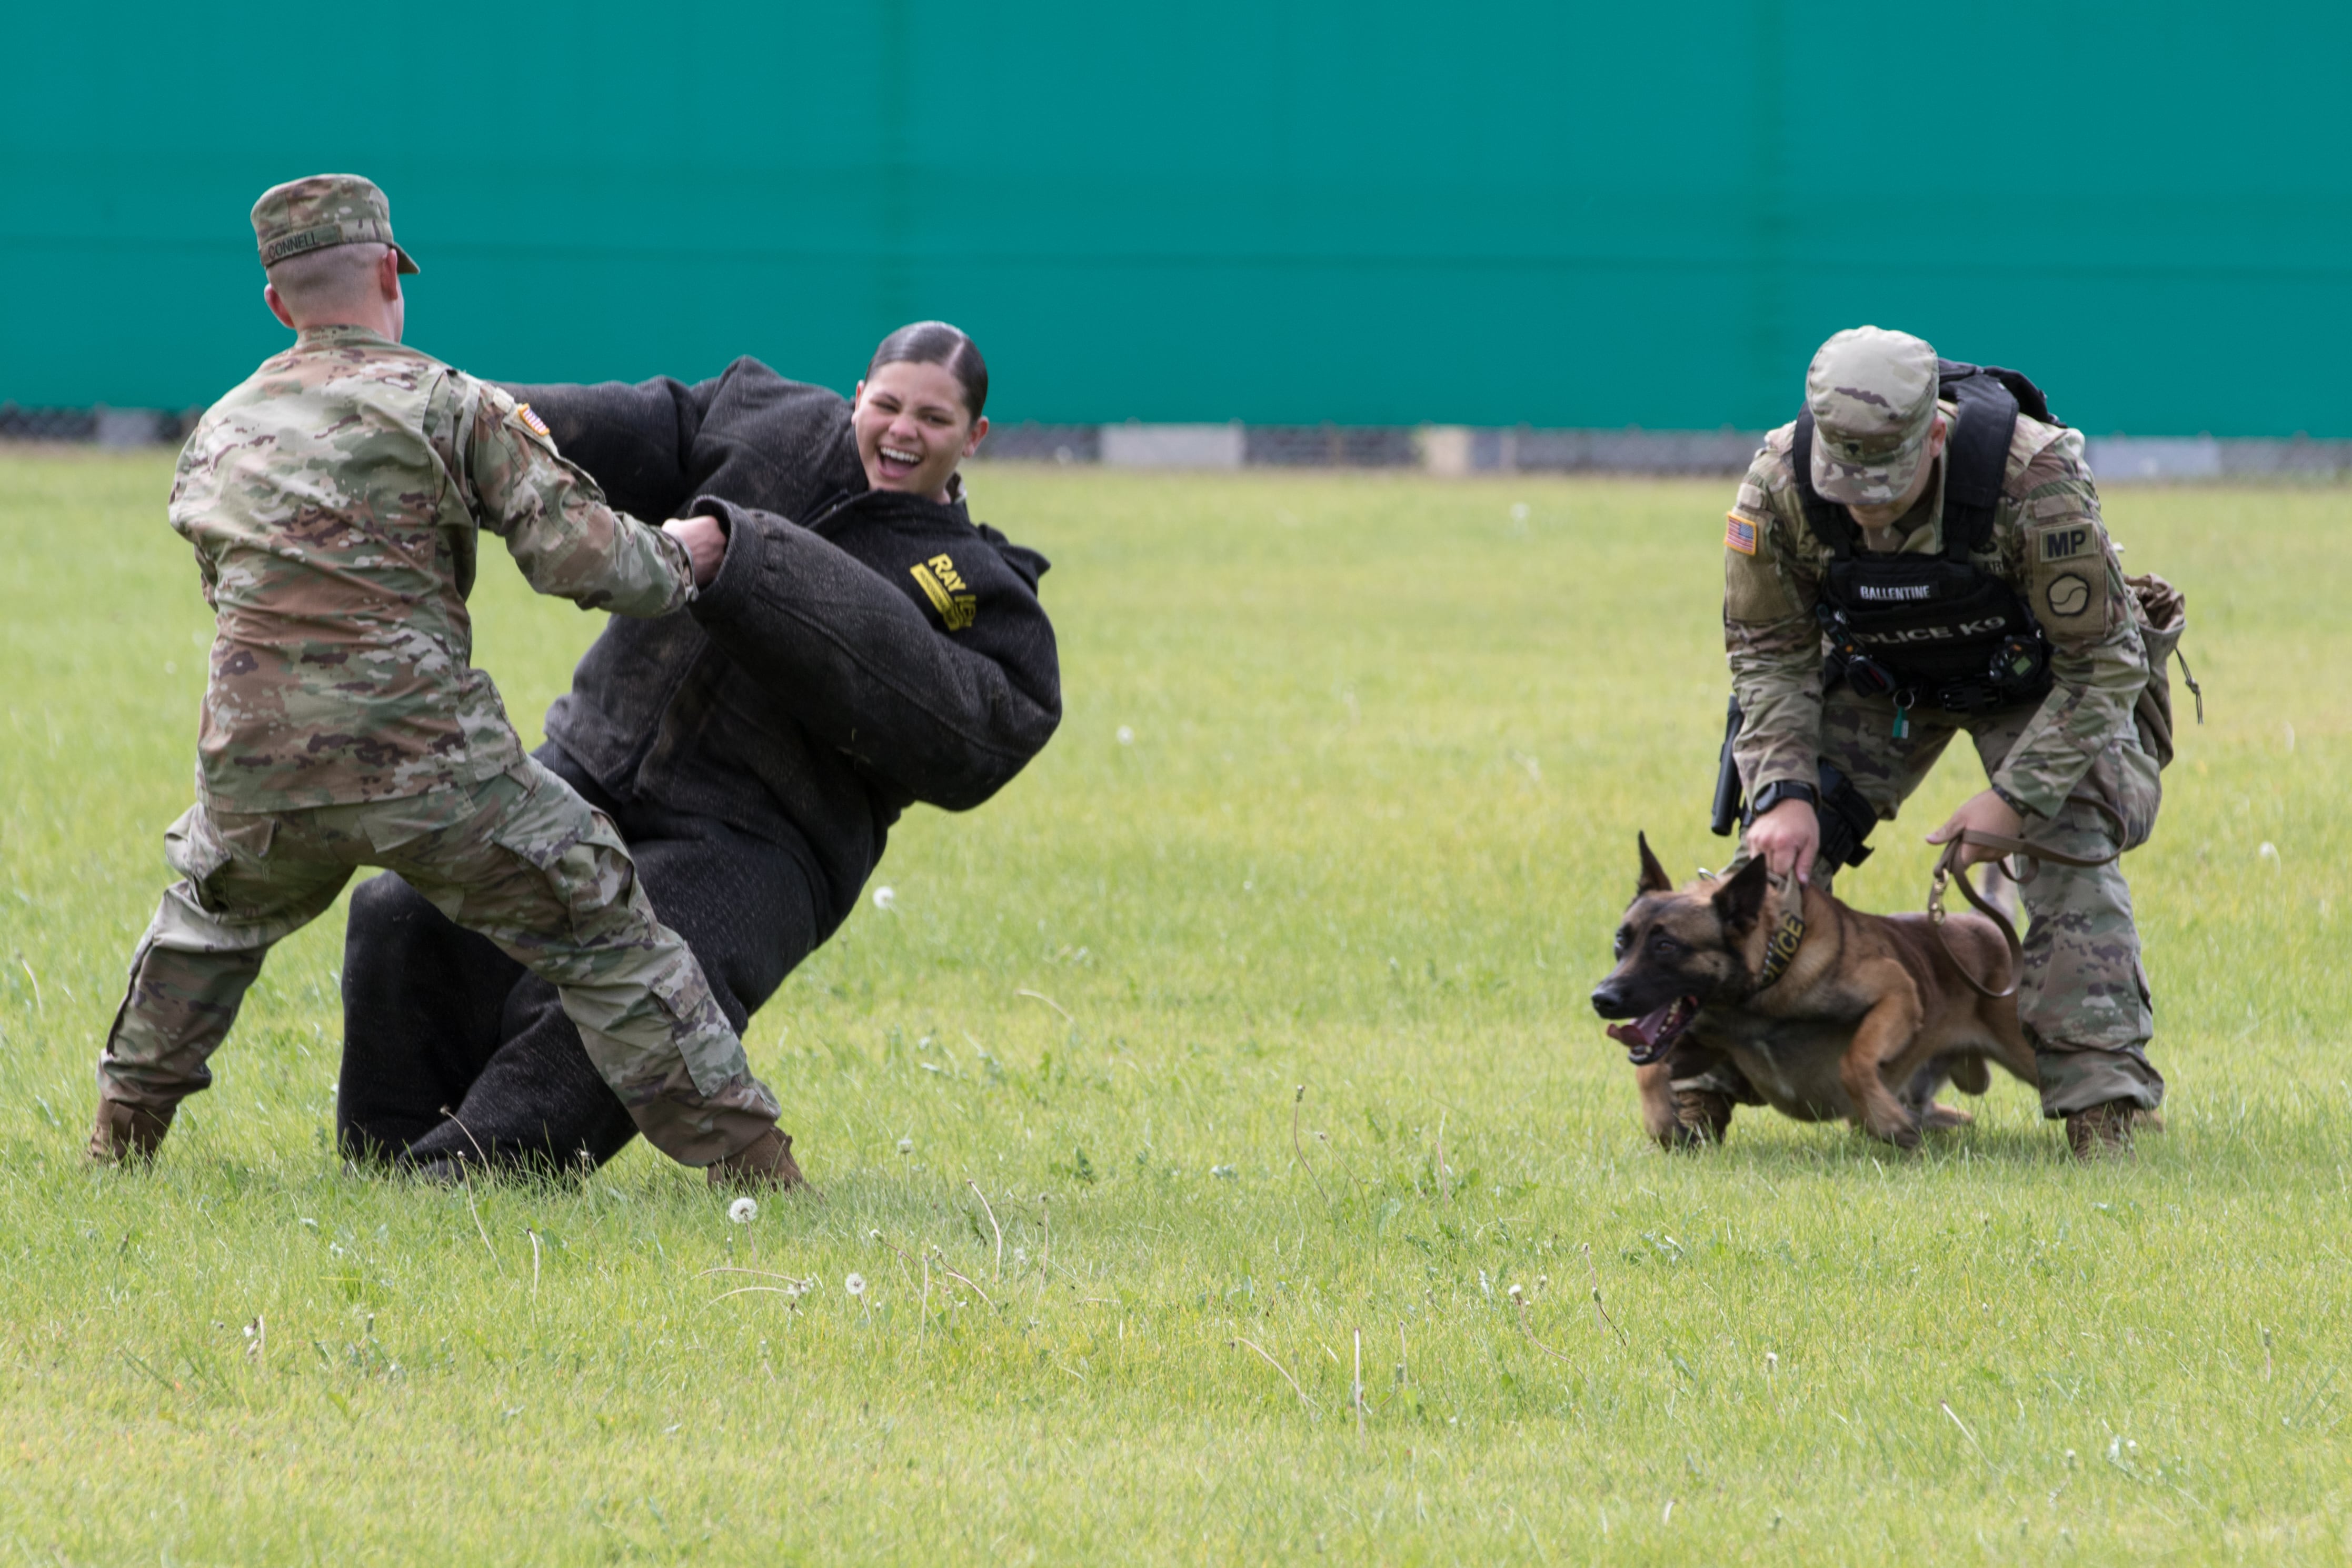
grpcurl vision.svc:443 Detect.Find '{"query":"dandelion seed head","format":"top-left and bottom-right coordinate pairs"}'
top-left (727, 1196), bottom-right (758, 1224)
top-left (1115, 726), bottom-right (1134, 746)
top-left (845, 1272), bottom-right (867, 1297)
top-left (897, 1137), bottom-right (914, 1155)
top-left (872, 885), bottom-right (897, 911)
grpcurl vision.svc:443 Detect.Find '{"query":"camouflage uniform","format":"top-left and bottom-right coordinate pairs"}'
top-left (94, 175), bottom-right (781, 1167)
top-left (1721, 327), bottom-right (2165, 1118)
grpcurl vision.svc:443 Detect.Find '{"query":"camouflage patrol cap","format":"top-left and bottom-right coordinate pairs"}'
top-left (1806, 326), bottom-right (1938, 505)
top-left (251, 174), bottom-right (418, 275)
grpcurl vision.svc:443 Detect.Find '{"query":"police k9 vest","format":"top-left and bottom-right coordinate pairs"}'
top-left (1791, 361), bottom-right (2056, 714)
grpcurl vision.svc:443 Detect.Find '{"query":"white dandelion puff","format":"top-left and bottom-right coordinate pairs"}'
top-left (1507, 1283), bottom-right (1524, 1302)
top-left (1013, 1247), bottom-right (1029, 1270)
top-left (897, 1137), bottom-right (913, 1155)
top-left (872, 885), bottom-right (897, 911)
top-left (845, 1272), bottom-right (867, 1298)
top-left (727, 1196), bottom-right (758, 1224)
top-left (2258, 842), bottom-right (2280, 867)
top-left (1115, 725), bottom-right (1134, 745)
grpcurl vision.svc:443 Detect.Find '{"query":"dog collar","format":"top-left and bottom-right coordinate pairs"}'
top-left (1754, 889), bottom-right (1806, 992)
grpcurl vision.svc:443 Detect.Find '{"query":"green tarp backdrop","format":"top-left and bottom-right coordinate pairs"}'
top-left (6, 2), bottom-right (2347, 434)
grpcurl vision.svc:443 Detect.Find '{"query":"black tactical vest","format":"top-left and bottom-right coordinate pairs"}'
top-left (1792, 361), bottom-right (2059, 713)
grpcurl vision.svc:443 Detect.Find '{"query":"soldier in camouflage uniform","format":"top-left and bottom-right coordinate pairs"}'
top-left (1721, 326), bottom-right (2165, 1158)
top-left (88, 174), bottom-right (805, 1187)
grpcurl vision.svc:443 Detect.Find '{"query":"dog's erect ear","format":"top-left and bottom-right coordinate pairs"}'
top-left (1711, 855), bottom-right (1772, 934)
top-left (1636, 832), bottom-right (1674, 896)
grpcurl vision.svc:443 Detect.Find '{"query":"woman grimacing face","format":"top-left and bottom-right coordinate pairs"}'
top-left (853, 359), bottom-right (988, 502)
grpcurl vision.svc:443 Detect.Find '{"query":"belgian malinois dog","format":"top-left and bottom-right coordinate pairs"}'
top-left (1588, 834), bottom-right (2038, 1149)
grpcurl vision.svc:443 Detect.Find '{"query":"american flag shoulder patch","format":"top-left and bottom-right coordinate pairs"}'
top-left (1725, 512), bottom-right (1759, 555)
top-left (515, 403), bottom-right (552, 439)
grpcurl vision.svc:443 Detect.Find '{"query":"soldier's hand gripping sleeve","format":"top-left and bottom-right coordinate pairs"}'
top-left (466, 382), bottom-right (695, 619)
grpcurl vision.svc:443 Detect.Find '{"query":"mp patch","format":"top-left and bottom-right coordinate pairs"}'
top-left (2025, 517), bottom-right (2112, 637)
top-left (1725, 512), bottom-right (1759, 555)
top-left (2037, 523), bottom-right (2094, 563)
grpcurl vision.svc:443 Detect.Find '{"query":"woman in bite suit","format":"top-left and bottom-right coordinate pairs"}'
top-left (337, 323), bottom-right (1061, 1181)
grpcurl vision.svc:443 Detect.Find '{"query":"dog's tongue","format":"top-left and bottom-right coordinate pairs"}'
top-left (1606, 1003), bottom-right (1679, 1052)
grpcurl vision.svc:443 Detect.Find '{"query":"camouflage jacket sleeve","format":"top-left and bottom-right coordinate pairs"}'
top-left (455, 376), bottom-right (695, 618)
top-left (1986, 430), bottom-right (2147, 818)
top-left (166, 442), bottom-right (223, 610)
top-left (1722, 426), bottom-right (1826, 794)
top-left (492, 375), bottom-right (713, 524)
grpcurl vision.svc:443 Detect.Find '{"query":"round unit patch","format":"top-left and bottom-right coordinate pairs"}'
top-left (2046, 573), bottom-right (2091, 617)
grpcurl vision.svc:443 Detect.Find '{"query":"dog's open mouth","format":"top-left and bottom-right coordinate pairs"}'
top-left (1606, 995), bottom-right (1698, 1065)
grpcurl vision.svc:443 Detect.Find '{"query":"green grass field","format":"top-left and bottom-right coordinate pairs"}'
top-left (1, 450), bottom-right (2346, 1563)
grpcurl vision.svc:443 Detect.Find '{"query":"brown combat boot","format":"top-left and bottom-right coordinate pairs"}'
top-left (88, 1098), bottom-right (174, 1166)
top-left (2065, 1100), bottom-right (2152, 1161)
top-left (707, 1127), bottom-right (813, 1192)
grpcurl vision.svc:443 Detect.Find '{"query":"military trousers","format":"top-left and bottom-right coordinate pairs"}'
top-left (337, 745), bottom-right (830, 1173)
top-left (1767, 687), bottom-right (2166, 1117)
top-left (98, 758), bottom-right (782, 1166)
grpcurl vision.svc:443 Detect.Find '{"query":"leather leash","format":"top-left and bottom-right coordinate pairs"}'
top-left (1929, 794), bottom-right (2127, 1000)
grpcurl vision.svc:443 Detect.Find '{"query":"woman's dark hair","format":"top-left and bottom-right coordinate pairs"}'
top-left (866, 320), bottom-right (988, 421)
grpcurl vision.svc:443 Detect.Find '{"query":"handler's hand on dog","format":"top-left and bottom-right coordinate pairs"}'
top-left (663, 515), bottom-right (728, 589)
top-left (1748, 797), bottom-right (1820, 884)
top-left (1925, 788), bottom-right (2024, 868)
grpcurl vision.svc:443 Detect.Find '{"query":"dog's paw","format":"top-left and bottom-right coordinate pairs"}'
top-left (1669, 1090), bottom-right (1735, 1150)
top-left (1867, 1111), bottom-right (1922, 1150)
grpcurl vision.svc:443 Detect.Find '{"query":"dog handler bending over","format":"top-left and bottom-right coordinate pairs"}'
top-left (89, 175), bottom-right (801, 1186)
top-left (1721, 326), bottom-right (2166, 1159)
